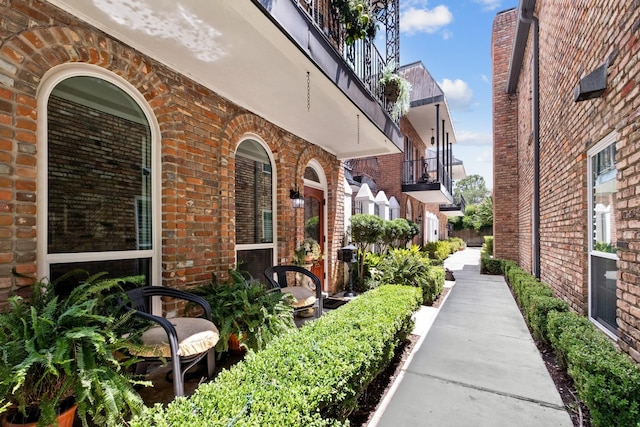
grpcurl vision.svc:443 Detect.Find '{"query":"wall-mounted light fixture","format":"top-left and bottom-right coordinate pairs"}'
top-left (290, 186), bottom-right (304, 209)
top-left (430, 128), bottom-right (435, 145)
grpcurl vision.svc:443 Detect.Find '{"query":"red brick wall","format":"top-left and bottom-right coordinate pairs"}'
top-left (492, 1), bottom-right (640, 361)
top-left (491, 9), bottom-right (519, 262)
top-left (0, 1), bottom-right (344, 306)
top-left (350, 118), bottom-right (449, 239)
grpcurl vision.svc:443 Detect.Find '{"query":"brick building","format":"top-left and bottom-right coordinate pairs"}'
top-left (348, 61), bottom-right (466, 241)
top-left (0, 1), bottom-right (405, 306)
top-left (492, 1), bottom-right (640, 360)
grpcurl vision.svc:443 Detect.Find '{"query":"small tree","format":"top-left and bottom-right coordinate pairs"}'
top-left (349, 214), bottom-right (384, 282)
top-left (454, 174), bottom-right (488, 205)
top-left (472, 196), bottom-right (493, 231)
top-left (379, 218), bottom-right (412, 253)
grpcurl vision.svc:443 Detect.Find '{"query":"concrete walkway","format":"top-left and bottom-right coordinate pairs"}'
top-left (370, 248), bottom-right (572, 427)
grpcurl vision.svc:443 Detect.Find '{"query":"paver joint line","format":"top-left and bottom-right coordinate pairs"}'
top-left (406, 371), bottom-right (568, 412)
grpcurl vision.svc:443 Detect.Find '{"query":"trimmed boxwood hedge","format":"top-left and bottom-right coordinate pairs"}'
top-left (548, 311), bottom-right (640, 427)
top-left (130, 285), bottom-right (423, 427)
top-left (498, 261), bottom-right (640, 427)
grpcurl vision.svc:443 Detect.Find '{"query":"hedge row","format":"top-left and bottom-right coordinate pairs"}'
top-left (479, 236), bottom-right (502, 275)
top-left (500, 261), bottom-right (640, 427)
top-left (130, 285), bottom-right (423, 427)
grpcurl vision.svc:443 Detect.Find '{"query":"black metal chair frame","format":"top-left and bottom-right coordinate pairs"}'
top-left (122, 286), bottom-right (216, 396)
top-left (263, 265), bottom-right (323, 319)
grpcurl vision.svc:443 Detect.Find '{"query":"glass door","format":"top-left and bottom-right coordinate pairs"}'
top-left (304, 186), bottom-right (324, 289)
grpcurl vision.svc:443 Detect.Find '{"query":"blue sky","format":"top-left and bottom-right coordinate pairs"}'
top-left (397, 0), bottom-right (517, 191)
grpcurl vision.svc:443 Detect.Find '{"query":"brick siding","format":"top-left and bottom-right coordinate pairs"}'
top-left (0, 0), bottom-right (344, 310)
top-left (492, 1), bottom-right (640, 361)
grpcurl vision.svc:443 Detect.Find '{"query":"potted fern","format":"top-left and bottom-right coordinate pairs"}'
top-left (0, 270), bottom-right (146, 427)
top-left (380, 61), bottom-right (412, 120)
top-left (191, 269), bottom-right (296, 356)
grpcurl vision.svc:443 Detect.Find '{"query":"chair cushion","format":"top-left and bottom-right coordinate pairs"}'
top-left (133, 317), bottom-right (219, 358)
top-left (283, 286), bottom-right (316, 309)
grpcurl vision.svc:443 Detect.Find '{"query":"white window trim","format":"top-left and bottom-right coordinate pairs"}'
top-left (587, 130), bottom-right (618, 340)
top-left (37, 63), bottom-right (162, 286)
top-left (235, 134), bottom-right (277, 267)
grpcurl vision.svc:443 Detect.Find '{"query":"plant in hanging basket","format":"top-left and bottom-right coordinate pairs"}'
top-left (333, 0), bottom-right (377, 45)
top-left (379, 61), bottom-right (412, 120)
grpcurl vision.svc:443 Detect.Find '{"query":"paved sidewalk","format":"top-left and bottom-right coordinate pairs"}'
top-left (370, 248), bottom-right (572, 427)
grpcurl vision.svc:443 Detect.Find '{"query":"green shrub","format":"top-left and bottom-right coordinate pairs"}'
top-left (130, 285), bottom-right (423, 427)
top-left (444, 237), bottom-right (465, 254)
top-left (374, 246), bottom-right (444, 304)
top-left (547, 311), bottom-right (640, 427)
top-left (423, 241), bottom-right (450, 262)
top-left (528, 295), bottom-right (568, 343)
top-left (483, 235), bottom-right (494, 254)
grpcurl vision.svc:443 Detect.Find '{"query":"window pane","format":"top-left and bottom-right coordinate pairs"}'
top-left (237, 249), bottom-right (272, 286)
top-left (50, 258), bottom-right (151, 297)
top-left (590, 255), bottom-right (617, 333)
top-left (591, 144), bottom-right (616, 252)
top-left (235, 140), bottom-right (273, 245)
top-left (47, 76), bottom-right (151, 254)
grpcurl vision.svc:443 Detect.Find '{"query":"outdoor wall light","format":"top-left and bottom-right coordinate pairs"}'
top-left (430, 128), bottom-right (435, 145)
top-left (290, 187), bottom-right (304, 209)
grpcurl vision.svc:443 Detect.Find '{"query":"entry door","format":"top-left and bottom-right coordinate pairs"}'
top-left (304, 186), bottom-right (324, 289)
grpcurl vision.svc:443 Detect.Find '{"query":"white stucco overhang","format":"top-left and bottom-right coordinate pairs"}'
top-left (46, 0), bottom-right (403, 160)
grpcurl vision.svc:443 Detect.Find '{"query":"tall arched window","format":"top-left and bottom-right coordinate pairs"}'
top-left (39, 66), bottom-right (160, 288)
top-left (235, 138), bottom-right (276, 280)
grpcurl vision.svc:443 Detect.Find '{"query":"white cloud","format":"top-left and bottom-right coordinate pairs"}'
top-left (439, 78), bottom-right (474, 111)
top-left (455, 130), bottom-right (493, 146)
top-left (473, 0), bottom-right (502, 11)
top-left (442, 29), bottom-right (453, 40)
top-left (400, 5), bottom-right (453, 35)
top-left (481, 74), bottom-right (489, 83)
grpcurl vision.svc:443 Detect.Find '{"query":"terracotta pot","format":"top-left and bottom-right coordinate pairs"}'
top-left (228, 333), bottom-right (246, 355)
top-left (2, 403), bottom-right (77, 427)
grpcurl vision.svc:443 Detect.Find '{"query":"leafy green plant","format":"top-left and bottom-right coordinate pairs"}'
top-left (130, 285), bottom-right (422, 427)
top-left (379, 61), bottom-right (412, 120)
top-left (374, 246), bottom-right (444, 304)
top-left (0, 270), bottom-right (145, 427)
top-left (422, 240), bottom-right (450, 262)
top-left (333, 0), bottom-right (377, 45)
top-left (191, 269), bottom-right (296, 355)
top-left (350, 214), bottom-right (385, 283)
top-left (292, 237), bottom-right (322, 266)
top-left (547, 311), bottom-right (640, 427)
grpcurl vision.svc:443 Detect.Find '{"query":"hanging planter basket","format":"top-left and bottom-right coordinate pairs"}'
top-left (384, 80), bottom-right (401, 103)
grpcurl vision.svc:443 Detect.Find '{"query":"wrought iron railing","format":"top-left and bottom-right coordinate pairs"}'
top-left (402, 155), bottom-right (453, 196)
top-left (294, 0), bottom-right (400, 117)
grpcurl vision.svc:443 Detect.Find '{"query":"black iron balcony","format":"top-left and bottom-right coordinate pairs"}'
top-left (440, 194), bottom-right (466, 217)
top-left (293, 0), bottom-right (400, 118)
top-left (402, 155), bottom-right (454, 204)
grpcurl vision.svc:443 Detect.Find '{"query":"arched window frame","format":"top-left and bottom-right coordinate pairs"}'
top-left (37, 64), bottom-right (162, 283)
top-left (234, 135), bottom-right (277, 268)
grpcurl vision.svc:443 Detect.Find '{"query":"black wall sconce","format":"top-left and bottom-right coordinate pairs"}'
top-left (290, 186), bottom-right (304, 209)
top-left (430, 128), bottom-right (435, 145)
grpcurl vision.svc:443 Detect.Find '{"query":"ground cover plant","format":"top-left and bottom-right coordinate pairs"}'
top-left (130, 285), bottom-right (422, 427)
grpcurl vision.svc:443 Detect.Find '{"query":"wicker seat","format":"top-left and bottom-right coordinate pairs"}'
top-left (122, 286), bottom-right (219, 396)
top-left (264, 265), bottom-right (323, 319)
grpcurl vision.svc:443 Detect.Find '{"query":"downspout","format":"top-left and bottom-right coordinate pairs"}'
top-left (520, 7), bottom-right (540, 279)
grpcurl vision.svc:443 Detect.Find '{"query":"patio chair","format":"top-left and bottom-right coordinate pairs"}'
top-left (122, 286), bottom-right (220, 396)
top-left (263, 265), bottom-right (323, 319)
